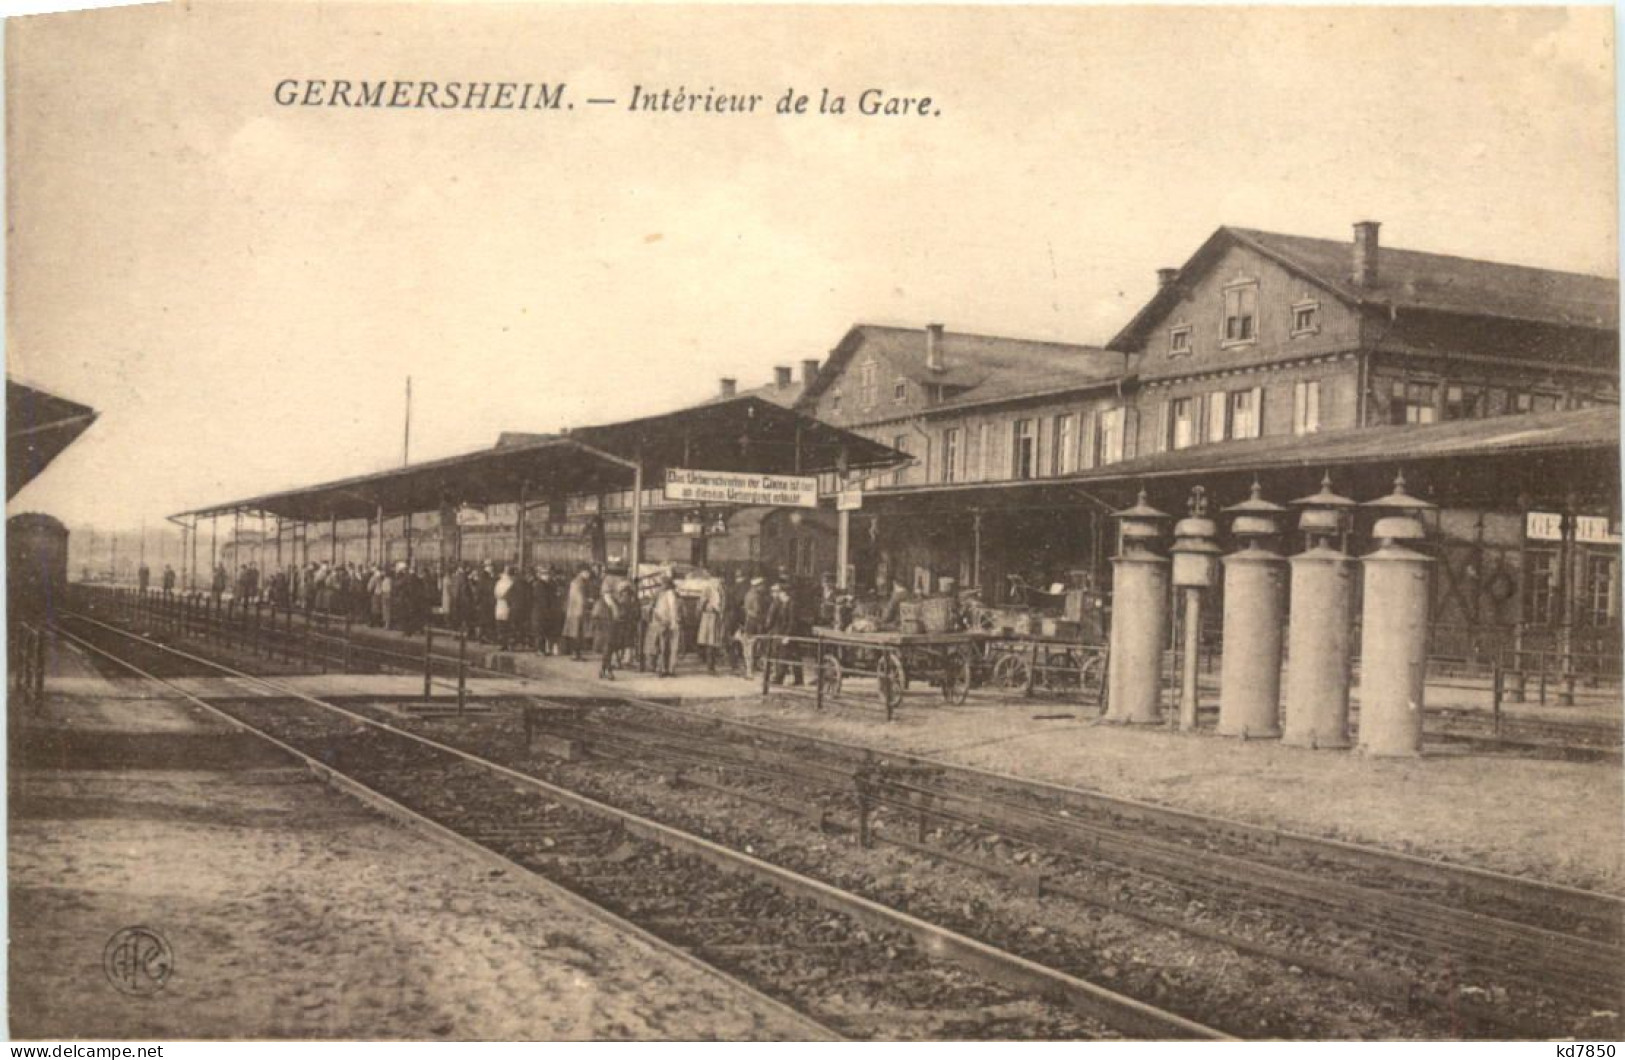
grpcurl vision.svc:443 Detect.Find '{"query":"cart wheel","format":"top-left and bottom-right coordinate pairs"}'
top-left (1078, 653), bottom-right (1103, 692)
top-left (941, 649), bottom-right (972, 705)
top-left (1043, 650), bottom-right (1082, 693)
top-left (877, 651), bottom-right (905, 715)
top-left (819, 652), bottom-right (844, 699)
top-left (993, 653), bottom-right (1029, 691)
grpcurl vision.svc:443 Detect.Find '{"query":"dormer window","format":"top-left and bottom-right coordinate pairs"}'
top-left (1169, 325), bottom-right (1192, 356)
top-left (1222, 282), bottom-right (1258, 346)
top-left (1291, 300), bottom-right (1320, 337)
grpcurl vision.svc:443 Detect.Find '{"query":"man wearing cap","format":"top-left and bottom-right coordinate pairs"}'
top-left (646, 574), bottom-right (681, 677)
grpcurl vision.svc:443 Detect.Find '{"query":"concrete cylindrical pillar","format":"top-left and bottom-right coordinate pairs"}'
top-left (1106, 554), bottom-right (1170, 724)
top-left (1216, 546), bottom-right (1287, 738)
top-left (1357, 543), bottom-right (1432, 756)
top-left (1282, 547), bottom-right (1355, 748)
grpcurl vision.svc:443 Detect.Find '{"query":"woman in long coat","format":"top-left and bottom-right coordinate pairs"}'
top-left (696, 576), bottom-right (725, 675)
top-left (529, 570), bottom-right (557, 654)
top-left (591, 582), bottom-right (620, 680)
top-left (563, 567), bottom-right (592, 660)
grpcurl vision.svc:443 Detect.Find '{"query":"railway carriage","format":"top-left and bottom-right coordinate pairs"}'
top-left (8, 512), bottom-right (69, 620)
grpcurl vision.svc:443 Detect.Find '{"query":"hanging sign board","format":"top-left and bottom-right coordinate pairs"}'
top-left (664, 468), bottom-right (818, 508)
top-left (837, 487), bottom-right (864, 512)
top-left (456, 506), bottom-right (489, 527)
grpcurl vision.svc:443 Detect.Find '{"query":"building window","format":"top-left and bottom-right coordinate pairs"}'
top-left (1292, 380), bottom-right (1321, 435)
top-left (894, 378), bottom-right (908, 404)
top-left (1169, 397), bottom-right (1196, 450)
top-left (859, 361), bottom-right (878, 409)
top-left (1443, 385), bottom-right (1482, 421)
top-left (1512, 391), bottom-right (1561, 415)
top-left (1222, 283), bottom-right (1258, 345)
top-left (1011, 419), bottom-right (1036, 480)
top-left (1526, 551), bottom-right (1557, 626)
top-left (1053, 414), bottom-right (1077, 475)
top-left (1205, 392), bottom-right (1228, 442)
top-left (891, 434), bottom-right (911, 486)
top-left (1291, 301), bottom-right (1320, 336)
top-left (1391, 380), bottom-right (1437, 425)
top-left (1095, 408), bottom-right (1125, 466)
top-left (942, 427), bottom-right (960, 484)
top-left (967, 424), bottom-right (985, 482)
top-left (830, 390), bottom-right (842, 416)
top-left (1169, 325), bottom-right (1192, 356)
top-left (1229, 388), bottom-right (1262, 439)
top-left (1584, 552), bottom-right (1619, 627)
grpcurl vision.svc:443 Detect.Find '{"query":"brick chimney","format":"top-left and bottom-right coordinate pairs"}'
top-left (719, 378), bottom-right (736, 398)
top-left (801, 358), bottom-right (820, 385)
top-left (1353, 221), bottom-right (1381, 286)
top-left (1156, 267), bottom-right (1179, 290)
top-left (774, 366), bottom-right (793, 389)
top-left (925, 323), bottom-right (946, 372)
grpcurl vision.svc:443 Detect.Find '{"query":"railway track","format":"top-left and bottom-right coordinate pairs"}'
top-left (61, 593), bottom-right (1625, 1036)
top-left (51, 610), bottom-right (1226, 1042)
top-left (533, 709), bottom-right (1624, 1032)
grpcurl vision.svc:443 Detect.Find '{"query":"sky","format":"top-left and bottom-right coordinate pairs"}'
top-left (5, 2), bottom-right (1617, 529)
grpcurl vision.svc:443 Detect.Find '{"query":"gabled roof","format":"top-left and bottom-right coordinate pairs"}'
top-left (1109, 226), bottom-right (1619, 351)
top-left (801, 324), bottom-right (1119, 411)
top-left (8, 378), bottom-right (98, 499)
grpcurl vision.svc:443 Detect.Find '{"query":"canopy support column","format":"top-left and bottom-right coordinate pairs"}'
top-left (517, 481), bottom-right (529, 569)
top-left (973, 508), bottom-right (983, 590)
top-left (629, 454), bottom-right (643, 580)
top-left (210, 514), bottom-right (218, 578)
top-left (232, 509), bottom-right (241, 575)
top-left (330, 513), bottom-right (338, 565)
top-left (836, 447), bottom-right (851, 591)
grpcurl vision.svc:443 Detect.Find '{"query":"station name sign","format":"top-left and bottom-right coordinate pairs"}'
top-left (1526, 511), bottom-right (1621, 545)
top-left (664, 468), bottom-right (818, 508)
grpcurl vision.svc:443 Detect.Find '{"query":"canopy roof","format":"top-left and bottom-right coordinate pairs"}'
top-left (860, 406), bottom-right (1620, 513)
top-left (8, 379), bottom-right (98, 500)
top-left (175, 396), bottom-right (902, 523)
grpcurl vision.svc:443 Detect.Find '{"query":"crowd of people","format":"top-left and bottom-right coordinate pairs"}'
top-left (153, 557), bottom-right (864, 685)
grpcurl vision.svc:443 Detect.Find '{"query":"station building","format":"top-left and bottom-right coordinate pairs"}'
top-left (194, 220), bottom-right (1617, 665)
top-left (791, 222), bottom-right (1620, 663)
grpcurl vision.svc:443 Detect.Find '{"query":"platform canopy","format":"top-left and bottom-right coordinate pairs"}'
top-left (860, 405), bottom-right (1621, 514)
top-left (174, 395), bottom-right (903, 523)
top-left (8, 379), bottom-right (98, 500)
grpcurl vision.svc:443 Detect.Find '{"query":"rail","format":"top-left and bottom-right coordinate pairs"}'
top-left (53, 607), bottom-right (1229, 1041)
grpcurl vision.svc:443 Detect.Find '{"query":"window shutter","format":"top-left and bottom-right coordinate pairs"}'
top-left (1080, 412), bottom-right (1096, 469)
top-left (1194, 396), bottom-right (1209, 445)
top-left (1154, 400), bottom-right (1170, 453)
top-left (1034, 418), bottom-right (1046, 478)
top-left (1123, 408), bottom-right (1141, 460)
top-left (1249, 386), bottom-right (1265, 438)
